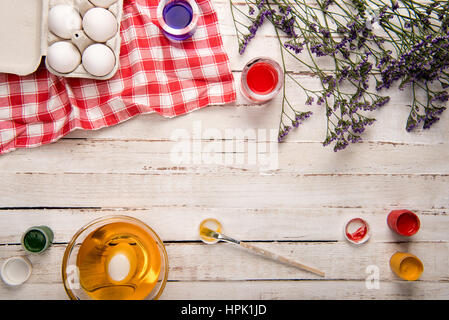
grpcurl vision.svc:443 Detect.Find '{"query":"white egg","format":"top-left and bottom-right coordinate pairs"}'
top-left (82, 8), bottom-right (118, 43)
top-left (89, 0), bottom-right (117, 8)
top-left (48, 5), bottom-right (82, 39)
top-left (47, 41), bottom-right (81, 74)
top-left (82, 44), bottom-right (116, 77)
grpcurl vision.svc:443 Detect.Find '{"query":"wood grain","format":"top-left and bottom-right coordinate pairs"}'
top-left (0, 208), bottom-right (448, 243)
top-left (1, 242), bottom-right (448, 299)
top-left (1, 280), bottom-right (448, 300)
top-left (0, 0), bottom-right (448, 300)
top-left (1, 172), bottom-right (448, 209)
top-left (58, 72), bottom-right (449, 144)
top-left (1, 139), bottom-right (449, 174)
top-left (1, 242), bottom-right (448, 282)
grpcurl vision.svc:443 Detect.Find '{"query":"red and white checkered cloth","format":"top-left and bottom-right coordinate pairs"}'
top-left (0, 0), bottom-right (235, 155)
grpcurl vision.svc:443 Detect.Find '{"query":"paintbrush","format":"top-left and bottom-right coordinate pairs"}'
top-left (201, 227), bottom-right (325, 277)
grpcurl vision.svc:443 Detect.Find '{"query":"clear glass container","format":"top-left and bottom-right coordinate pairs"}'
top-left (157, 0), bottom-right (199, 42)
top-left (240, 57), bottom-right (284, 103)
top-left (62, 215), bottom-right (169, 300)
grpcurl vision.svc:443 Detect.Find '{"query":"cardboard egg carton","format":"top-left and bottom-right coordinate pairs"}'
top-left (0, 0), bottom-right (123, 80)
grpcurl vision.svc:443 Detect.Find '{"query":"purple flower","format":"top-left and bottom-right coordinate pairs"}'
top-left (320, 28), bottom-right (331, 39)
top-left (309, 23), bottom-right (317, 32)
top-left (377, 33), bottom-right (449, 90)
top-left (322, 131), bottom-right (336, 146)
top-left (431, 91), bottom-right (449, 103)
top-left (284, 42), bottom-right (303, 54)
top-left (291, 111), bottom-right (313, 128)
top-left (239, 9), bottom-right (274, 55)
top-left (275, 6), bottom-right (297, 38)
top-left (317, 96), bottom-right (325, 105)
top-left (348, 133), bottom-right (362, 143)
top-left (391, 1), bottom-right (399, 11)
top-left (374, 96), bottom-right (390, 108)
top-left (278, 125), bottom-right (292, 142)
top-left (305, 96), bottom-right (314, 105)
top-left (256, 0), bottom-right (266, 10)
top-left (333, 138), bottom-right (349, 152)
top-left (311, 44), bottom-right (327, 57)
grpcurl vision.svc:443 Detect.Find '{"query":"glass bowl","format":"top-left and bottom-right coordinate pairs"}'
top-left (62, 215), bottom-right (168, 300)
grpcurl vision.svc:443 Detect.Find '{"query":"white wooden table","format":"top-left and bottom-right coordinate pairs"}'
top-left (1, 0), bottom-right (449, 300)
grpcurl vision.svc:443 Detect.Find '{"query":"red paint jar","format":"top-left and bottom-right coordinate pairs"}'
top-left (240, 57), bottom-right (283, 103)
top-left (344, 218), bottom-right (370, 244)
top-left (387, 210), bottom-right (420, 236)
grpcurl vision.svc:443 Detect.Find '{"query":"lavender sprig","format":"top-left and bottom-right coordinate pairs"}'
top-left (231, 0), bottom-right (449, 151)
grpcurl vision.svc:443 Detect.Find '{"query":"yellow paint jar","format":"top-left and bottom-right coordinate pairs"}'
top-left (389, 252), bottom-right (424, 281)
top-left (198, 218), bottom-right (222, 244)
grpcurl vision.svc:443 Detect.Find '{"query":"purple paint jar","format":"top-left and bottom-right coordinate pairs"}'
top-left (157, 0), bottom-right (200, 42)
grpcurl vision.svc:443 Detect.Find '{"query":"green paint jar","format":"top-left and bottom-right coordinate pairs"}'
top-left (21, 226), bottom-right (54, 254)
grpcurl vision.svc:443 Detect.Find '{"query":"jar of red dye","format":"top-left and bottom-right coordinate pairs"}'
top-left (387, 209), bottom-right (420, 236)
top-left (240, 57), bottom-right (283, 103)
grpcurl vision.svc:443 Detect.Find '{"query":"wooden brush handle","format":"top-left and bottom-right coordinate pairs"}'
top-left (239, 242), bottom-right (325, 277)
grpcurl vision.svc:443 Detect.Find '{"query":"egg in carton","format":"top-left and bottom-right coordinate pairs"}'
top-left (46, 0), bottom-right (123, 80)
top-left (0, 0), bottom-right (123, 80)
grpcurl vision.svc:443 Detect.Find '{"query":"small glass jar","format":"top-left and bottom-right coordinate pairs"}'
top-left (198, 218), bottom-right (223, 244)
top-left (240, 57), bottom-right (284, 103)
top-left (344, 217), bottom-right (370, 245)
top-left (157, 0), bottom-right (200, 42)
top-left (21, 225), bottom-right (54, 254)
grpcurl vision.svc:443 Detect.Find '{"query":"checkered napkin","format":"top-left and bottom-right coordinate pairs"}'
top-left (0, 0), bottom-right (235, 155)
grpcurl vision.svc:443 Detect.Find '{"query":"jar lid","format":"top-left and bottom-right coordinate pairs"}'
top-left (1, 256), bottom-right (32, 286)
top-left (157, 0), bottom-right (199, 40)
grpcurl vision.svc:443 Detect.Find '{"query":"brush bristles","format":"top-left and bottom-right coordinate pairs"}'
top-left (200, 227), bottom-right (218, 238)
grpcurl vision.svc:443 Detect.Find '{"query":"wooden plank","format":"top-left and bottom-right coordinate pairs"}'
top-left (1, 0), bottom-right (448, 302)
top-left (0, 172), bottom-right (448, 209)
top-left (0, 242), bottom-right (447, 300)
top-left (59, 76), bottom-right (449, 144)
top-left (0, 208), bottom-right (447, 243)
top-left (1, 280), bottom-right (447, 300)
top-left (1, 139), bottom-right (448, 174)
top-left (0, 242), bottom-right (447, 282)
top-left (165, 242), bottom-right (449, 282)
top-left (160, 280), bottom-right (449, 300)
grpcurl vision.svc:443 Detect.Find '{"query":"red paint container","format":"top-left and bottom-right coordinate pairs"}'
top-left (387, 210), bottom-right (420, 236)
top-left (240, 57), bottom-right (283, 103)
top-left (344, 218), bottom-right (370, 244)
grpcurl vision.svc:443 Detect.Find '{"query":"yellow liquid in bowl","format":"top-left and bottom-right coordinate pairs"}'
top-left (76, 221), bottom-right (162, 300)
